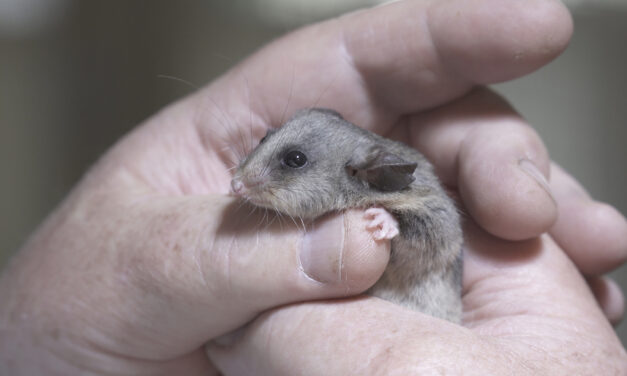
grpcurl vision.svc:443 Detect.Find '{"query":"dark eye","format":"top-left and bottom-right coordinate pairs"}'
top-left (282, 150), bottom-right (308, 168)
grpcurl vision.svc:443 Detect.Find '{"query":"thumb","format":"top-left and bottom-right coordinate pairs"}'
top-left (111, 194), bottom-right (389, 352)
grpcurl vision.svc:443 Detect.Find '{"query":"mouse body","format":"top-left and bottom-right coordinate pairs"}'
top-left (231, 108), bottom-right (463, 323)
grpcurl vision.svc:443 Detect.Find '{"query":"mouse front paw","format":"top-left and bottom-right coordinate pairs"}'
top-left (364, 207), bottom-right (399, 241)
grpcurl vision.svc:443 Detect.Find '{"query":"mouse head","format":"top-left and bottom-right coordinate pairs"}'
top-left (231, 108), bottom-right (417, 218)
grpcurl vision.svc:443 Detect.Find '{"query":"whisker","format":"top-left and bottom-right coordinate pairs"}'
top-left (298, 216), bottom-right (307, 233)
top-left (266, 209), bottom-right (279, 230)
top-left (241, 201), bottom-right (258, 222)
top-left (286, 214), bottom-right (301, 233)
top-left (156, 74), bottom-right (199, 89)
top-left (275, 210), bottom-right (285, 232)
top-left (311, 68), bottom-right (340, 110)
top-left (279, 64), bottom-right (296, 127)
top-left (234, 197), bottom-right (248, 212)
top-left (220, 144), bottom-right (242, 169)
top-left (201, 93), bottom-right (247, 161)
top-left (241, 71), bottom-right (256, 156)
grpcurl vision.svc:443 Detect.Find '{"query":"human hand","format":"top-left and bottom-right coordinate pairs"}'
top-left (205, 0), bottom-right (627, 373)
top-left (208, 214), bottom-right (627, 375)
top-left (1, 0), bottom-right (626, 375)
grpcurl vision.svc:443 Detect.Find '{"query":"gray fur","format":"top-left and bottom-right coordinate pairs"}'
top-left (233, 108), bottom-right (463, 323)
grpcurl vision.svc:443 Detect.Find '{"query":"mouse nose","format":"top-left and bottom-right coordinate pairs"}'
top-left (230, 178), bottom-right (246, 196)
top-left (231, 175), bottom-right (265, 196)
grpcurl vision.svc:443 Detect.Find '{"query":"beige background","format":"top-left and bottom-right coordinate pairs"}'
top-left (1, 1), bottom-right (626, 345)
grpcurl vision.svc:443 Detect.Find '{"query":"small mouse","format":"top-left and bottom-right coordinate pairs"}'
top-left (230, 108), bottom-right (463, 323)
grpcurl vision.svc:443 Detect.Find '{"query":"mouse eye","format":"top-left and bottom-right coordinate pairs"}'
top-left (282, 150), bottom-right (308, 168)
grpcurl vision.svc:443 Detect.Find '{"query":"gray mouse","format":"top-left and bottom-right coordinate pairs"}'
top-left (230, 108), bottom-right (463, 323)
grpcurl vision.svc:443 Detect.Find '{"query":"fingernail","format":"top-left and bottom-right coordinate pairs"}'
top-left (519, 159), bottom-right (556, 204)
top-left (300, 214), bottom-right (345, 283)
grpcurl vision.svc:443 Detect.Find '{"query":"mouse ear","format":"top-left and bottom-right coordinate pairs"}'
top-left (346, 146), bottom-right (417, 191)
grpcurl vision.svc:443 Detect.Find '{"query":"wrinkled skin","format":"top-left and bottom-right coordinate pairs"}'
top-left (1, 0), bottom-right (627, 375)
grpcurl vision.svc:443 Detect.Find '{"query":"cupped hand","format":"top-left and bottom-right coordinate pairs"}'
top-left (1, 0), bottom-right (626, 375)
top-left (207, 218), bottom-right (627, 375)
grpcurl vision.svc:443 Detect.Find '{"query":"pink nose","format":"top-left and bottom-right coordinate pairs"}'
top-left (230, 178), bottom-right (246, 195)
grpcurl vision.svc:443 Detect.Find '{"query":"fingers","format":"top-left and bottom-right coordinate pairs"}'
top-left (102, 194), bottom-right (389, 353)
top-left (547, 163), bottom-right (627, 323)
top-left (549, 163), bottom-right (627, 275)
top-left (199, 0), bottom-right (573, 135)
top-left (460, 221), bottom-right (616, 338)
top-left (208, 299), bottom-right (494, 376)
top-left (462, 225), bottom-right (592, 323)
top-left (425, 0), bottom-right (573, 84)
top-left (407, 88), bottom-right (556, 240)
top-left (208, 224), bottom-right (626, 375)
top-left (587, 276), bottom-right (625, 326)
top-left (458, 222), bottom-right (627, 370)
top-left (343, 0), bottom-right (573, 114)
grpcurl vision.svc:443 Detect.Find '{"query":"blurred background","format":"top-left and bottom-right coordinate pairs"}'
top-left (1, 0), bottom-right (626, 344)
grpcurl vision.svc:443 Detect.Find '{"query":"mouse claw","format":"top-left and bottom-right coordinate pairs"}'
top-left (364, 207), bottom-right (399, 241)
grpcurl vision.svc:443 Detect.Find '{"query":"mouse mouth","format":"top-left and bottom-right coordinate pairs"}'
top-left (245, 195), bottom-right (272, 208)
top-left (239, 189), bottom-right (277, 211)
top-left (230, 177), bottom-right (272, 206)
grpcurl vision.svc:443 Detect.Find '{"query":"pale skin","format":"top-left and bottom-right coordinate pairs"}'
top-left (1, 0), bottom-right (627, 374)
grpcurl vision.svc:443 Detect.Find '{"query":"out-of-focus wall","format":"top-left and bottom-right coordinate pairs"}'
top-left (1, 0), bottom-right (625, 344)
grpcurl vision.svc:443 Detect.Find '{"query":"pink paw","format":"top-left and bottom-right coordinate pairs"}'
top-left (364, 207), bottom-right (399, 241)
